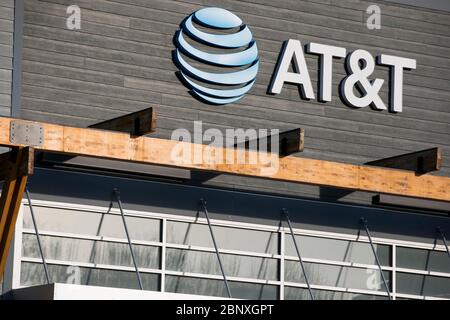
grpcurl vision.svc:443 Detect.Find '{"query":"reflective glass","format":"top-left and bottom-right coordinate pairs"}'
top-left (167, 221), bottom-right (278, 254)
top-left (284, 287), bottom-right (388, 300)
top-left (165, 275), bottom-right (278, 299)
top-left (285, 260), bottom-right (391, 292)
top-left (20, 262), bottom-right (159, 291)
top-left (396, 272), bottom-right (450, 298)
top-left (166, 248), bottom-right (278, 280)
top-left (22, 234), bottom-right (160, 269)
top-left (285, 235), bottom-right (391, 266)
top-left (23, 205), bottom-right (161, 242)
top-left (396, 246), bottom-right (450, 273)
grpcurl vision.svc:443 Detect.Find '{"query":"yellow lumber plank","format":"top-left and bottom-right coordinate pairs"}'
top-left (0, 117), bottom-right (447, 201)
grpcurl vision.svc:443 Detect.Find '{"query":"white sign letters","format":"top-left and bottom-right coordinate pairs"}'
top-left (269, 40), bottom-right (416, 113)
top-left (307, 42), bottom-right (346, 102)
top-left (269, 40), bottom-right (315, 100)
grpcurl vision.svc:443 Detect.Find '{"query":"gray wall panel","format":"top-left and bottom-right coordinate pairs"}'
top-left (0, 0), bottom-right (13, 117)
top-left (19, 0), bottom-right (450, 206)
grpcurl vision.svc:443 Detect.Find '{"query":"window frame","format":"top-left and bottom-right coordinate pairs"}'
top-left (7, 198), bottom-right (450, 300)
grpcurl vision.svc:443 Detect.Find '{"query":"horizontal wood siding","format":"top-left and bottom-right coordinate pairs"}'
top-left (19, 0), bottom-right (450, 205)
top-left (0, 0), bottom-right (13, 116)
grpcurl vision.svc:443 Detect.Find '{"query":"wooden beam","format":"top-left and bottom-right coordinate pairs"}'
top-left (234, 128), bottom-right (304, 157)
top-left (366, 148), bottom-right (442, 174)
top-left (89, 107), bottom-right (156, 136)
top-left (0, 117), bottom-right (448, 201)
top-left (0, 147), bottom-right (32, 276)
top-left (279, 128), bottom-right (304, 156)
top-left (0, 147), bottom-right (34, 180)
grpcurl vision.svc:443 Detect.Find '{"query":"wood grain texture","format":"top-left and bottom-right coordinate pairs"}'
top-left (0, 146), bottom-right (34, 180)
top-left (19, 0), bottom-right (450, 204)
top-left (0, 117), bottom-right (448, 201)
top-left (0, 146), bottom-right (30, 277)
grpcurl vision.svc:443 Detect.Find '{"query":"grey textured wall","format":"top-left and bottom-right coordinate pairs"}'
top-left (0, 0), bottom-right (13, 116)
top-left (18, 0), bottom-right (450, 205)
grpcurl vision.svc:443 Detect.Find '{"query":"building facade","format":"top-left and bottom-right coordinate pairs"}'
top-left (0, 0), bottom-right (449, 300)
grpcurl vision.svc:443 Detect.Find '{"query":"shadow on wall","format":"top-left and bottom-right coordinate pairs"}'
top-left (24, 167), bottom-right (450, 245)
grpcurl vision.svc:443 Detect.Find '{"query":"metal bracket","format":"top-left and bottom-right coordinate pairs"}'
top-left (10, 121), bottom-right (43, 147)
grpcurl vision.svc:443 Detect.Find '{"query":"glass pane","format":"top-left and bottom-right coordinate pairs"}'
top-left (396, 247), bottom-right (450, 273)
top-left (285, 235), bottom-right (391, 266)
top-left (22, 234), bottom-right (160, 269)
top-left (166, 248), bottom-right (278, 280)
top-left (284, 287), bottom-right (388, 300)
top-left (166, 221), bottom-right (278, 254)
top-left (285, 260), bottom-right (391, 292)
top-left (23, 205), bottom-right (161, 242)
top-left (396, 272), bottom-right (450, 298)
top-left (20, 262), bottom-right (159, 291)
top-left (165, 275), bottom-right (278, 299)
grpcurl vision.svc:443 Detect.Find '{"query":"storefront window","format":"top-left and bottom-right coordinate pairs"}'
top-left (285, 260), bottom-right (391, 292)
top-left (166, 221), bottom-right (279, 254)
top-left (15, 203), bottom-right (450, 300)
top-left (396, 272), bottom-right (450, 298)
top-left (165, 275), bottom-right (278, 300)
top-left (284, 287), bottom-right (388, 300)
top-left (22, 234), bottom-right (160, 269)
top-left (396, 246), bottom-right (450, 273)
top-left (166, 248), bottom-right (278, 280)
top-left (23, 206), bottom-right (161, 242)
top-left (20, 262), bottom-right (160, 291)
top-left (285, 235), bottom-right (391, 266)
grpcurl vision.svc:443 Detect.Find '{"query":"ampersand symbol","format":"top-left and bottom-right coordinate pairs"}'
top-left (341, 50), bottom-right (386, 110)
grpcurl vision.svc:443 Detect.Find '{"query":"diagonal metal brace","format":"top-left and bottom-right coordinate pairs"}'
top-left (436, 227), bottom-right (450, 259)
top-left (360, 218), bottom-right (392, 300)
top-left (199, 198), bottom-right (232, 298)
top-left (25, 187), bottom-right (50, 284)
top-left (113, 188), bottom-right (144, 290)
top-left (281, 208), bottom-right (314, 300)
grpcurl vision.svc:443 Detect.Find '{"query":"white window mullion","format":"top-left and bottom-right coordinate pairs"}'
top-left (280, 229), bottom-right (285, 300)
top-left (392, 244), bottom-right (396, 300)
top-left (161, 218), bottom-right (167, 293)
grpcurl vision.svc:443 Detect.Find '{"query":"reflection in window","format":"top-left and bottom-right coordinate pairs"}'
top-left (167, 221), bottom-right (279, 254)
top-left (397, 272), bottom-right (450, 298)
top-left (23, 206), bottom-right (161, 242)
top-left (285, 260), bottom-right (391, 292)
top-left (284, 287), bottom-right (388, 300)
top-left (396, 247), bottom-right (450, 273)
top-left (20, 262), bottom-right (159, 291)
top-left (16, 204), bottom-right (450, 300)
top-left (165, 275), bottom-right (278, 299)
top-left (22, 234), bottom-right (160, 269)
top-left (285, 235), bottom-right (391, 266)
top-left (166, 248), bottom-right (278, 280)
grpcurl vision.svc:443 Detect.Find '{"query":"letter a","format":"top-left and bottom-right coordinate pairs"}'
top-left (66, 5), bottom-right (81, 30)
top-left (268, 39), bottom-right (315, 100)
top-left (366, 5), bottom-right (381, 30)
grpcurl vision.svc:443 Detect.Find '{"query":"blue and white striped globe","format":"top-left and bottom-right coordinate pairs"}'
top-left (174, 7), bottom-right (259, 104)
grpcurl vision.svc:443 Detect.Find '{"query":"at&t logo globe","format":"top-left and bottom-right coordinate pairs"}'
top-left (173, 7), bottom-right (259, 105)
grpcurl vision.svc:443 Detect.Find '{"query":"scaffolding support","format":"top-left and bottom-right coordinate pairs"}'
top-left (25, 187), bottom-right (50, 284)
top-left (199, 198), bottom-right (232, 298)
top-left (360, 218), bottom-right (392, 300)
top-left (113, 188), bottom-right (143, 290)
top-left (436, 227), bottom-right (450, 259)
top-left (281, 208), bottom-right (314, 300)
